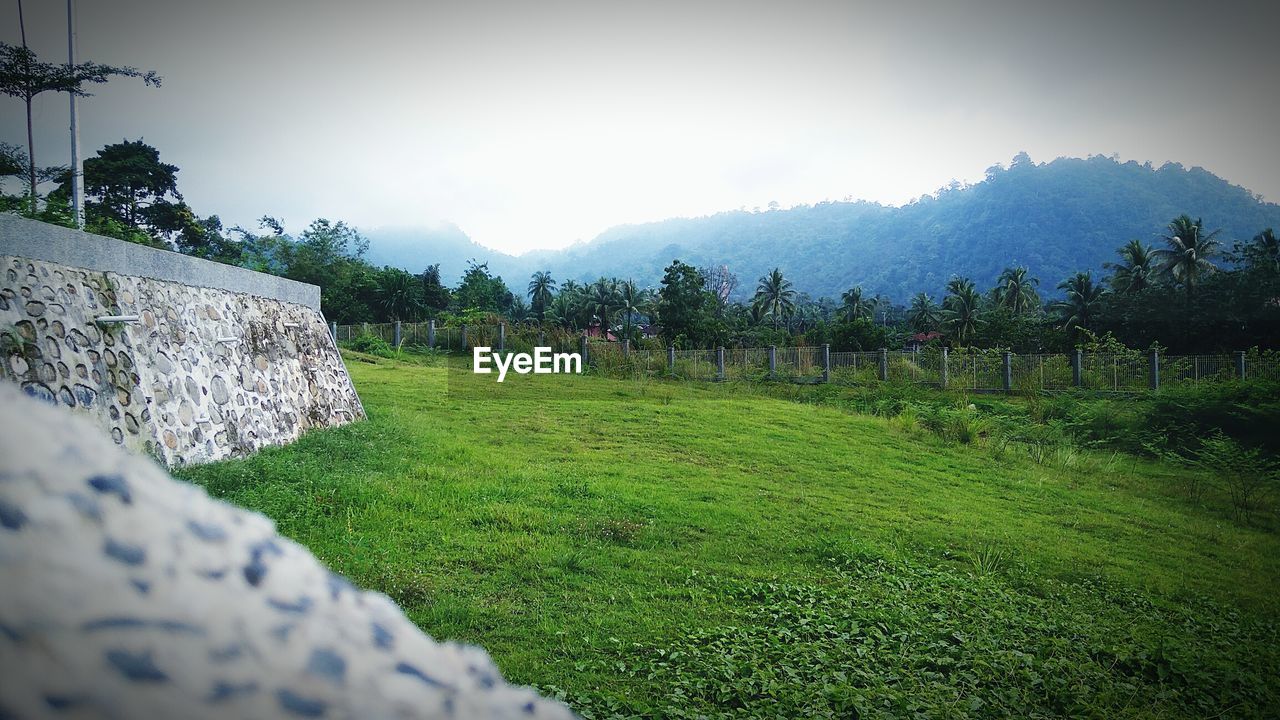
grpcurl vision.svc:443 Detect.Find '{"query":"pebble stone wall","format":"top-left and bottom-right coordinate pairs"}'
top-left (0, 254), bottom-right (364, 466)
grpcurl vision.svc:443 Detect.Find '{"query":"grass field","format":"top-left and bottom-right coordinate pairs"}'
top-left (176, 352), bottom-right (1280, 718)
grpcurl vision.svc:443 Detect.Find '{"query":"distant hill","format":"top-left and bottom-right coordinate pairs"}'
top-left (364, 154), bottom-right (1280, 301)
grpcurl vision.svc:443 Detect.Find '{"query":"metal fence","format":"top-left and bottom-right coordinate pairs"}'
top-left (334, 322), bottom-right (1276, 392)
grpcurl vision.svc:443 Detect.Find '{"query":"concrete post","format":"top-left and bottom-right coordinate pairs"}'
top-left (879, 348), bottom-right (889, 381)
top-left (822, 343), bottom-right (830, 382)
top-left (393, 320), bottom-right (402, 348)
top-left (940, 347), bottom-right (949, 389)
top-left (1236, 350), bottom-right (1247, 380)
top-left (580, 333), bottom-right (589, 366)
top-left (427, 319), bottom-right (436, 349)
top-left (667, 345), bottom-right (675, 375)
top-left (768, 345), bottom-right (777, 376)
top-left (1002, 351), bottom-right (1012, 392)
top-left (539, 331), bottom-right (546, 348)
top-left (461, 324), bottom-right (467, 349)
top-left (329, 321), bottom-right (337, 341)
top-left (1149, 349), bottom-right (1160, 391)
top-left (622, 339), bottom-right (630, 358)
top-left (498, 323), bottom-right (505, 354)
top-left (362, 321), bottom-right (369, 338)
top-left (1072, 349), bottom-right (1083, 387)
top-left (716, 346), bottom-right (726, 381)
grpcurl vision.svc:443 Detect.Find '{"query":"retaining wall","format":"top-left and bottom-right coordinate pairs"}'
top-left (0, 214), bottom-right (364, 466)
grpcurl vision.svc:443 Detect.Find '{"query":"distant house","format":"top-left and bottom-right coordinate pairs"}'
top-left (585, 323), bottom-right (618, 342)
top-left (904, 331), bottom-right (942, 351)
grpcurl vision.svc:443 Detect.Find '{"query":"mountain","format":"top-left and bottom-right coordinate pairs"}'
top-left (362, 223), bottom-right (519, 286)
top-left (364, 154), bottom-right (1280, 301)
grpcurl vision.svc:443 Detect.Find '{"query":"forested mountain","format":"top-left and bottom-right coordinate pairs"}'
top-left (367, 154), bottom-right (1280, 300)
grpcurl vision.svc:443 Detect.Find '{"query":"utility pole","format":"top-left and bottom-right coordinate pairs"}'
top-left (68, 0), bottom-right (84, 228)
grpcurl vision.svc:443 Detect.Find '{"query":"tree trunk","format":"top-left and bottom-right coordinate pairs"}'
top-left (25, 95), bottom-right (37, 215)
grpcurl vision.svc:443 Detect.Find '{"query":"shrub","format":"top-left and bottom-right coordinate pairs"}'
top-left (345, 333), bottom-right (396, 358)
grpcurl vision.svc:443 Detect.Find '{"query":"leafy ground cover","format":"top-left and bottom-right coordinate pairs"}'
top-left (176, 352), bottom-right (1280, 718)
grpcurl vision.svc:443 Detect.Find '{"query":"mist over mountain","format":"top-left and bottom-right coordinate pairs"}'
top-left (365, 154), bottom-right (1280, 301)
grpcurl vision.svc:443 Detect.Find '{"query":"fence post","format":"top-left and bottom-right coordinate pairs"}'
top-left (393, 321), bottom-right (402, 348)
top-left (539, 330), bottom-right (546, 348)
top-left (622, 339), bottom-right (630, 358)
top-left (1072, 349), bottom-right (1083, 387)
top-left (1002, 351), bottom-right (1012, 392)
top-left (1149, 349), bottom-right (1160, 391)
top-left (329, 321), bottom-right (337, 341)
top-left (667, 345), bottom-right (675, 375)
top-left (716, 346), bottom-right (726, 381)
top-left (768, 345), bottom-right (777, 377)
top-left (1235, 350), bottom-right (1246, 380)
top-left (580, 333), bottom-right (589, 366)
top-left (821, 344), bottom-right (831, 382)
top-left (427, 319), bottom-right (436, 349)
top-left (498, 323), bottom-right (506, 354)
top-left (940, 347), bottom-right (949, 389)
top-left (362, 321), bottom-right (369, 337)
top-left (461, 324), bottom-right (468, 349)
top-left (879, 348), bottom-right (889, 381)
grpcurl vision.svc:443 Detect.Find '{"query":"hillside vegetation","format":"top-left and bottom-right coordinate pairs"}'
top-left (176, 353), bottom-right (1280, 718)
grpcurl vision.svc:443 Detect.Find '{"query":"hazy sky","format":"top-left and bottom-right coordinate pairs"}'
top-left (6, 0), bottom-right (1278, 254)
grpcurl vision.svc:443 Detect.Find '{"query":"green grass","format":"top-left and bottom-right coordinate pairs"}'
top-left (176, 352), bottom-right (1280, 718)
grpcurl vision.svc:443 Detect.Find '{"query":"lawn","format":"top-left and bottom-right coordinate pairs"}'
top-left (175, 352), bottom-right (1280, 718)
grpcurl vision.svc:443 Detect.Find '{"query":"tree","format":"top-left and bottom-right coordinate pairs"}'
top-left (1053, 272), bottom-right (1106, 338)
top-left (907, 292), bottom-right (939, 333)
top-left (941, 277), bottom-right (981, 344)
top-left (453, 260), bottom-right (513, 313)
top-left (1244, 228), bottom-right (1279, 274)
top-left (700, 264), bottom-right (738, 315)
top-left (375, 267), bottom-right (424, 322)
top-left (1154, 214), bottom-right (1222, 300)
top-left (617, 279), bottom-right (649, 342)
top-left (1, 28), bottom-right (160, 213)
top-left (586, 278), bottom-right (620, 334)
top-left (527, 270), bottom-right (556, 319)
top-left (839, 286), bottom-right (873, 323)
top-left (654, 260), bottom-right (709, 346)
top-left (420, 264), bottom-right (451, 311)
top-left (1105, 239), bottom-right (1156, 293)
top-left (752, 268), bottom-right (796, 331)
top-left (992, 266), bottom-right (1040, 314)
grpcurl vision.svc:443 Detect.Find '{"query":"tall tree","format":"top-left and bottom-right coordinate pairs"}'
top-left (586, 278), bottom-right (620, 334)
top-left (941, 277), bottom-right (981, 344)
top-left (1105, 239), bottom-right (1156, 294)
top-left (1153, 214), bottom-right (1222, 300)
top-left (527, 270), bottom-right (556, 319)
top-left (752, 268), bottom-right (796, 331)
top-left (0, 25), bottom-right (160, 213)
top-left (616, 279), bottom-right (648, 341)
top-left (1053, 272), bottom-right (1106, 338)
top-left (993, 266), bottom-right (1040, 314)
top-left (420, 264), bottom-right (450, 311)
top-left (907, 292), bottom-right (939, 333)
top-left (654, 260), bottom-right (709, 346)
top-left (376, 267), bottom-right (424, 322)
top-left (839, 285), bottom-right (873, 323)
top-left (1245, 228), bottom-right (1279, 274)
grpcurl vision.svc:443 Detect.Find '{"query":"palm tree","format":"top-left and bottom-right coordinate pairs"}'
top-left (752, 268), bottom-right (796, 330)
top-left (1247, 228), bottom-right (1279, 273)
top-left (840, 286), bottom-right (873, 323)
top-left (586, 278), bottom-right (620, 336)
top-left (1052, 272), bottom-right (1105, 336)
top-left (545, 293), bottom-right (575, 329)
top-left (1105, 239), bottom-right (1156, 294)
top-left (507, 296), bottom-right (530, 322)
top-left (941, 277), bottom-right (981, 344)
top-left (1153, 214), bottom-right (1222, 300)
top-left (527, 271), bottom-right (556, 319)
top-left (376, 269), bottom-right (424, 322)
top-left (907, 292), bottom-right (939, 333)
top-left (993, 266), bottom-right (1040, 314)
top-left (616, 279), bottom-right (649, 341)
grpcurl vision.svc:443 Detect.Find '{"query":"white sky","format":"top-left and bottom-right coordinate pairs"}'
top-left (6, 0), bottom-right (1279, 255)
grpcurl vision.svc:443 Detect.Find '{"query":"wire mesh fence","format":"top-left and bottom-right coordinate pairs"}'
top-left (334, 322), bottom-right (1275, 392)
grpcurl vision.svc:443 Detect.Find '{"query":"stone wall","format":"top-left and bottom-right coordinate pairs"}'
top-left (0, 217), bottom-right (364, 466)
